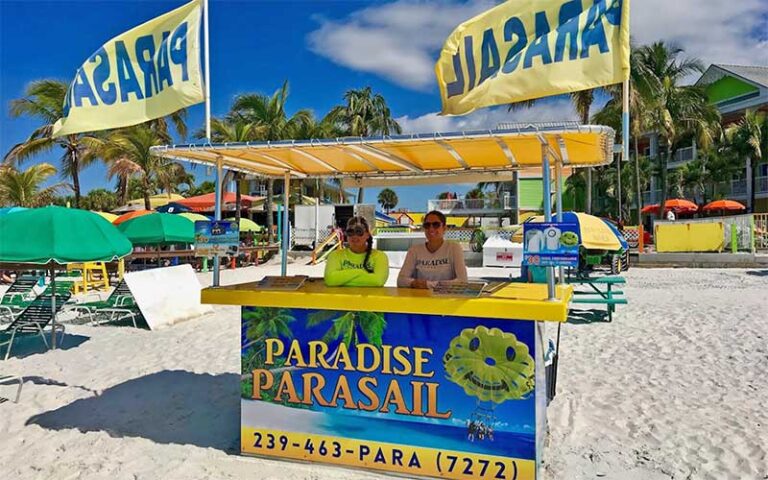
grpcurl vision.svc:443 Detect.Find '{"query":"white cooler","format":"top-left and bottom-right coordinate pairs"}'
top-left (482, 235), bottom-right (523, 268)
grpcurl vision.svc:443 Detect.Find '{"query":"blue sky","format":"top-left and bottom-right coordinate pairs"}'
top-left (1, 0), bottom-right (766, 209)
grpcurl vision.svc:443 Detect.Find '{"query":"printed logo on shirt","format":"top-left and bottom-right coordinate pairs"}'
top-left (416, 257), bottom-right (450, 267)
top-left (341, 259), bottom-right (366, 270)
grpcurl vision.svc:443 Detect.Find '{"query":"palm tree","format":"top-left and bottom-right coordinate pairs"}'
top-left (243, 307), bottom-right (296, 349)
top-left (229, 81), bottom-right (311, 241)
top-left (101, 125), bottom-right (189, 210)
top-left (186, 180), bottom-right (216, 197)
top-left (634, 42), bottom-right (721, 219)
top-left (195, 117), bottom-right (265, 225)
top-left (5, 80), bottom-right (102, 208)
top-left (726, 111), bottom-right (767, 213)
top-left (81, 188), bottom-right (119, 212)
top-left (377, 188), bottom-right (398, 213)
top-left (593, 45), bottom-right (656, 221)
top-left (328, 87), bottom-right (402, 202)
top-left (0, 163), bottom-right (68, 207)
top-left (306, 310), bottom-right (385, 348)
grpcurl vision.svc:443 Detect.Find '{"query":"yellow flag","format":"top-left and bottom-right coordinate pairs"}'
top-left (436, 0), bottom-right (630, 116)
top-left (52, 0), bottom-right (203, 137)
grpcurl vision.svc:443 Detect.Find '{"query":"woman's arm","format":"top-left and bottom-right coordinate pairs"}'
top-left (346, 250), bottom-right (389, 287)
top-left (324, 251), bottom-right (365, 286)
top-left (452, 242), bottom-right (468, 282)
top-left (433, 242), bottom-right (469, 285)
top-left (397, 248), bottom-right (418, 287)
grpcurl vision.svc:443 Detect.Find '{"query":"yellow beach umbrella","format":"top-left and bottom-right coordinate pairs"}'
top-left (179, 212), bottom-right (211, 223)
top-left (91, 211), bottom-right (118, 222)
top-left (225, 217), bottom-right (263, 233)
top-left (530, 212), bottom-right (622, 251)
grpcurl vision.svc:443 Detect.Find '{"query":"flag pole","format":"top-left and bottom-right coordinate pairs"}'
top-left (203, 0), bottom-right (221, 287)
top-left (620, 77), bottom-right (629, 222)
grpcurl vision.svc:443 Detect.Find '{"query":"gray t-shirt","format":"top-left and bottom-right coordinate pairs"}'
top-left (397, 241), bottom-right (468, 287)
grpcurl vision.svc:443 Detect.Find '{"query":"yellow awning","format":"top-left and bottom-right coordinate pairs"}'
top-left (152, 124), bottom-right (615, 180)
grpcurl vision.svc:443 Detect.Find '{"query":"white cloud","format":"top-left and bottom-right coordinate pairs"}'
top-left (308, 0), bottom-right (768, 92)
top-left (396, 98), bottom-right (578, 134)
top-left (631, 0), bottom-right (768, 68)
top-left (307, 0), bottom-right (496, 90)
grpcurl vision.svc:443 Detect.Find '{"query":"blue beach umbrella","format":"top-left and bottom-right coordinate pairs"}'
top-left (155, 202), bottom-right (192, 214)
top-left (0, 206), bottom-right (28, 217)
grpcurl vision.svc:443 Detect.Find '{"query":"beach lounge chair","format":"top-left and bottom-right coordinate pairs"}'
top-left (64, 280), bottom-right (143, 328)
top-left (0, 276), bottom-right (41, 322)
top-left (0, 374), bottom-right (23, 403)
top-left (0, 291), bottom-right (69, 360)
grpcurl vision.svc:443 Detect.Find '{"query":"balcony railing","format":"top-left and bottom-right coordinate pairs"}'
top-left (731, 179), bottom-right (747, 196)
top-left (757, 176), bottom-right (768, 194)
top-left (427, 194), bottom-right (514, 214)
top-left (667, 146), bottom-right (696, 168)
top-left (641, 190), bottom-right (662, 205)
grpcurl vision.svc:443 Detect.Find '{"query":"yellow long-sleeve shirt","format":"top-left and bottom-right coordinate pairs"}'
top-left (324, 248), bottom-right (389, 287)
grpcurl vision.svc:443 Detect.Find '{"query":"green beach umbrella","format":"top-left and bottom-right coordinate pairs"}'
top-left (118, 213), bottom-right (194, 245)
top-left (224, 217), bottom-right (264, 233)
top-left (179, 212), bottom-right (211, 223)
top-left (0, 206), bottom-right (133, 351)
top-left (0, 206), bottom-right (132, 264)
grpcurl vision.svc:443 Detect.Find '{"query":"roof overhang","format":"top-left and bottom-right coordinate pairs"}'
top-left (150, 124), bottom-right (615, 182)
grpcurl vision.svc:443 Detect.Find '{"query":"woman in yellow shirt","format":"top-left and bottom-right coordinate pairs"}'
top-left (324, 216), bottom-right (389, 287)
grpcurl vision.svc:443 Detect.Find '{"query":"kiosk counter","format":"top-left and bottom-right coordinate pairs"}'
top-left (203, 280), bottom-right (573, 480)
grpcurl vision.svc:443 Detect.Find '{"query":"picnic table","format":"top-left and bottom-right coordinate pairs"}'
top-left (567, 275), bottom-right (627, 322)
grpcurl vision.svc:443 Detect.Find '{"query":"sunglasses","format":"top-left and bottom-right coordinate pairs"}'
top-left (423, 221), bottom-right (443, 229)
top-left (346, 227), bottom-right (366, 237)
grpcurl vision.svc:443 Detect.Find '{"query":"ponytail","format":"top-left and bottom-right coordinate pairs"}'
top-left (362, 236), bottom-right (374, 273)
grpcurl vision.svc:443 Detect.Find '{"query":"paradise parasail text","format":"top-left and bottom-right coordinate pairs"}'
top-left (253, 339), bottom-right (452, 419)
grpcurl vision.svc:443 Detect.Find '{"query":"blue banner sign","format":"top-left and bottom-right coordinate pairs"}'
top-left (240, 307), bottom-right (546, 479)
top-left (522, 222), bottom-right (579, 267)
top-left (194, 220), bottom-right (239, 257)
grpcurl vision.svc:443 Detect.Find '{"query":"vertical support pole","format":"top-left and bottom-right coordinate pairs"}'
top-left (541, 143), bottom-right (556, 301)
top-left (277, 203), bottom-right (282, 258)
top-left (555, 161), bottom-right (564, 284)
top-left (281, 172), bottom-right (291, 276)
top-left (212, 158), bottom-right (222, 287)
top-left (731, 223), bottom-right (738, 253)
top-left (750, 215), bottom-right (756, 253)
top-left (620, 78), bottom-right (630, 222)
top-left (203, 0), bottom-right (217, 286)
top-left (314, 201), bottom-right (320, 247)
top-left (203, 0), bottom-right (212, 141)
top-left (50, 266), bottom-right (57, 350)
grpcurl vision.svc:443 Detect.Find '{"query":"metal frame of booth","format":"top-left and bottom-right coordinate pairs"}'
top-left (152, 122), bottom-right (615, 480)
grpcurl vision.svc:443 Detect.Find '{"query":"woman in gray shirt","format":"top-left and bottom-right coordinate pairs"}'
top-left (397, 210), bottom-right (468, 289)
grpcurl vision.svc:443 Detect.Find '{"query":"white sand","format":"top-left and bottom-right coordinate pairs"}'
top-left (0, 265), bottom-right (766, 480)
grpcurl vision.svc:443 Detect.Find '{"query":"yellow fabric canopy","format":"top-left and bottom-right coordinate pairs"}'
top-left (91, 211), bottom-right (118, 222)
top-left (152, 124), bottom-right (614, 180)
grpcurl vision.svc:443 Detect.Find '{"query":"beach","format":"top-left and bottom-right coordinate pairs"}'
top-left (0, 265), bottom-right (766, 480)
